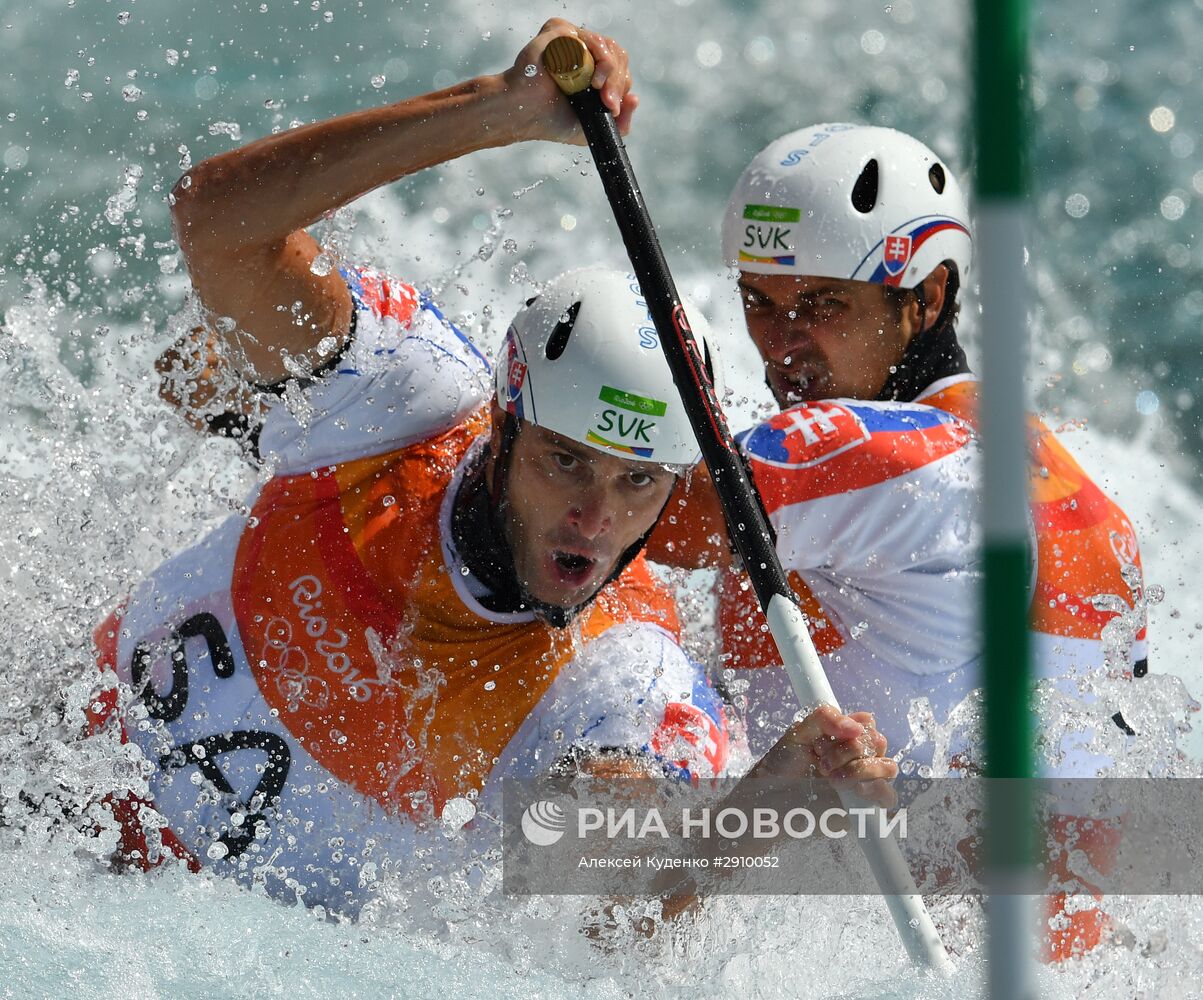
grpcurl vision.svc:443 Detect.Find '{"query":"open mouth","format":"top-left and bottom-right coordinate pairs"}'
top-left (551, 550), bottom-right (597, 585)
top-left (773, 363), bottom-right (823, 403)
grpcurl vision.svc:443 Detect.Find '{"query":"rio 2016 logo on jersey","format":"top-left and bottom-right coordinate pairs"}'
top-left (586, 385), bottom-right (668, 459)
top-left (745, 401), bottom-right (871, 469)
top-left (739, 204), bottom-right (800, 267)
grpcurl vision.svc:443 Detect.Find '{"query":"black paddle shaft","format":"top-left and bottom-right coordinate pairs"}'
top-left (565, 87), bottom-right (796, 614)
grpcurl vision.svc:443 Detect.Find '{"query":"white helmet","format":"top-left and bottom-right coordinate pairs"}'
top-left (722, 124), bottom-right (972, 288)
top-left (496, 267), bottom-right (720, 469)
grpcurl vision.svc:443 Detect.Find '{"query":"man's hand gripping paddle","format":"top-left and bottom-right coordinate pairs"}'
top-left (542, 34), bottom-right (952, 973)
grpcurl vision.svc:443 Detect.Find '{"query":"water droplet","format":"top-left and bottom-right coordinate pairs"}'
top-left (165, 48), bottom-right (180, 66)
top-left (117, 10), bottom-right (131, 25)
top-left (208, 121), bottom-right (242, 140)
top-left (1064, 193), bottom-right (1090, 218)
top-left (3, 145), bottom-right (28, 171)
top-left (696, 40), bottom-right (723, 67)
top-left (483, 680), bottom-right (496, 691)
top-left (1149, 106), bottom-right (1176, 133)
top-left (860, 29), bottom-right (886, 55)
top-left (370, 74), bottom-right (386, 89)
top-left (64, 69), bottom-right (79, 88)
top-left (121, 84), bottom-right (142, 102)
top-left (502, 238), bottom-right (518, 253)
top-left (523, 63), bottom-right (538, 77)
top-left (206, 841), bottom-right (229, 860)
top-left (1135, 390), bottom-right (1160, 416)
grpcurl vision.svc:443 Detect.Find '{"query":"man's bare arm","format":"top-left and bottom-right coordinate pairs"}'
top-left (170, 19), bottom-right (636, 383)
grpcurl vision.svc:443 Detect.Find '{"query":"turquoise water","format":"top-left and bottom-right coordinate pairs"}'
top-left (2, 0), bottom-right (1202, 995)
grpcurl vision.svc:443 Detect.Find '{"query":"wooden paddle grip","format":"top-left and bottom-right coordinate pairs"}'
top-left (542, 35), bottom-right (594, 95)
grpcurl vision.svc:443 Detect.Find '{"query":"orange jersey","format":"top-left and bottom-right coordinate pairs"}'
top-left (89, 268), bottom-right (729, 914)
top-left (233, 415), bottom-right (687, 818)
top-left (921, 376), bottom-right (1146, 656)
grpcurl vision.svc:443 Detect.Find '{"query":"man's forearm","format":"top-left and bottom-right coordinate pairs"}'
top-left (172, 74), bottom-right (519, 258)
top-left (161, 19), bottom-right (632, 382)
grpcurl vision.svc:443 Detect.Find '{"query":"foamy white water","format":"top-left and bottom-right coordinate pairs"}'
top-left (2, 0), bottom-right (1202, 994)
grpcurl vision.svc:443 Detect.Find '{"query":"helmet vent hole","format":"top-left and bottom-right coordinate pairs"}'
top-left (850, 159), bottom-right (879, 214)
top-left (545, 300), bottom-right (581, 361)
top-left (929, 163), bottom-right (946, 194)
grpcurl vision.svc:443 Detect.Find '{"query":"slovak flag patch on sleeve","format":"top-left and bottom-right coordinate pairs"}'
top-left (649, 675), bottom-right (730, 781)
top-left (743, 401), bottom-right (872, 470)
top-left (743, 399), bottom-right (973, 507)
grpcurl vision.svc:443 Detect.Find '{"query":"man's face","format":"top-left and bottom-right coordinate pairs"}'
top-left (737, 272), bottom-right (911, 407)
top-left (496, 421), bottom-right (677, 611)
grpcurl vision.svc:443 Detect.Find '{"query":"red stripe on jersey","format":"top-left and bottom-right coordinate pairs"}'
top-left (1030, 475), bottom-right (1113, 533)
top-left (311, 468), bottom-right (401, 634)
top-left (1032, 579), bottom-right (1117, 631)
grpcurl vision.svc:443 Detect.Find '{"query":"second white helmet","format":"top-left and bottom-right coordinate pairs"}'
top-left (496, 267), bottom-right (721, 469)
top-left (721, 123), bottom-right (972, 288)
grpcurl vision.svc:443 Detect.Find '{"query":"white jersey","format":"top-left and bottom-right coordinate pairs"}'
top-left (720, 396), bottom-right (980, 769)
top-left (714, 378), bottom-right (1149, 778)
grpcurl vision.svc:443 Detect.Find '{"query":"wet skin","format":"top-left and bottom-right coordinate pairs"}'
top-left (486, 417), bottom-right (676, 611)
top-left (737, 265), bottom-right (948, 406)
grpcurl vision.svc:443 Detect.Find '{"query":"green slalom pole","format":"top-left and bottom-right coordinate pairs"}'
top-left (975, 1), bottom-right (1039, 997)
